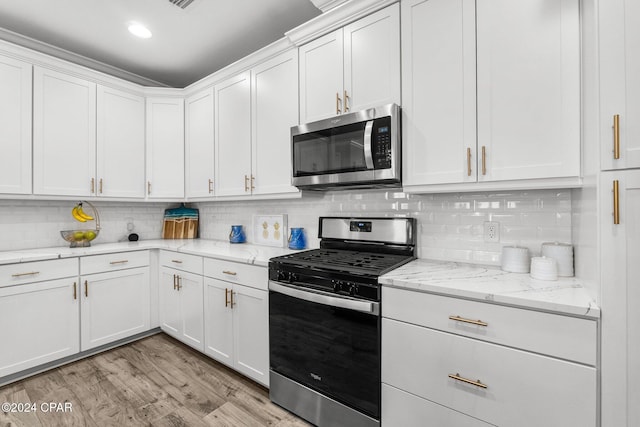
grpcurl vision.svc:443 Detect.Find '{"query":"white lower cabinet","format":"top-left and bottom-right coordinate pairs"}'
top-left (382, 288), bottom-right (597, 427)
top-left (0, 259), bottom-right (79, 378)
top-left (159, 266), bottom-right (204, 352)
top-left (203, 259), bottom-right (269, 386)
top-left (80, 267), bottom-right (150, 351)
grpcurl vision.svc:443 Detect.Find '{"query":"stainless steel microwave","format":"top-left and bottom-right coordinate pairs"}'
top-left (291, 104), bottom-right (401, 190)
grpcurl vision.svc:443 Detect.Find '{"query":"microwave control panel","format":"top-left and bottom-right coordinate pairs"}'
top-left (373, 116), bottom-right (392, 169)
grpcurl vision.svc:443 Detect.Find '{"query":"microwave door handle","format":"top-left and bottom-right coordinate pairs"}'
top-left (364, 120), bottom-right (375, 169)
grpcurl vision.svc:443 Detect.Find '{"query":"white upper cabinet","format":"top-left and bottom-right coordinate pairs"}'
top-left (146, 97), bottom-right (185, 199)
top-left (96, 86), bottom-right (145, 198)
top-left (403, 0), bottom-right (580, 191)
top-left (299, 3), bottom-right (400, 123)
top-left (600, 0), bottom-right (640, 170)
top-left (33, 67), bottom-right (96, 196)
top-left (476, 0), bottom-right (580, 183)
top-left (251, 50), bottom-right (300, 196)
top-left (185, 88), bottom-right (215, 199)
top-left (215, 71), bottom-right (252, 197)
top-left (0, 55), bottom-right (32, 195)
top-left (402, 0), bottom-right (476, 187)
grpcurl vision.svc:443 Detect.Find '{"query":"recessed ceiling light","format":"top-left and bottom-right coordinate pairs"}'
top-left (128, 22), bottom-right (152, 39)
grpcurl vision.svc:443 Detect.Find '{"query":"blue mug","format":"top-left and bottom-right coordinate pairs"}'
top-left (288, 227), bottom-right (307, 250)
top-left (229, 225), bottom-right (246, 243)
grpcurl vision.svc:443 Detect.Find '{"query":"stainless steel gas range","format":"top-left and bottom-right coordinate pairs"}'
top-left (268, 217), bottom-right (416, 427)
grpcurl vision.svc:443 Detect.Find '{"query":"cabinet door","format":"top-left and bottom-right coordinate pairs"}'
top-left (233, 284), bottom-right (269, 386)
top-left (251, 50), bottom-right (300, 196)
top-left (0, 279), bottom-right (79, 377)
top-left (159, 267), bottom-right (181, 338)
top-left (0, 55), bottom-right (32, 195)
top-left (299, 29), bottom-right (344, 123)
top-left (203, 277), bottom-right (234, 366)
top-left (96, 86), bottom-right (145, 198)
top-left (33, 67), bottom-right (96, 196)
top-left (215, 72), bottom-right (252, 197)
top-left (476, 0), bottom-right (580, 182)
top-left (401, 0), bottom-right (476, 187)
top-left (80, 267), bottom-right (150, 351)
top-left (600, 170), bottom-right (640, 427)
top-left (600, 0), bottom-right (640, 170)
top-left (343, 3), bottom-right (400, 113)
top-left (185, 88), bottom-right (215, 198)
top-left (177, 270), bottom-right (204, 351)
top-left (146, 98), bottom-right (185, 199)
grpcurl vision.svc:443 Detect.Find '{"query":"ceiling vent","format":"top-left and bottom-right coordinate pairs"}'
top-left (168, 0), bottom-right (196, 9)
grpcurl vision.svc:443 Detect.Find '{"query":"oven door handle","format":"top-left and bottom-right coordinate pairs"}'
top-left (269, 281), bottom-right (379, 315)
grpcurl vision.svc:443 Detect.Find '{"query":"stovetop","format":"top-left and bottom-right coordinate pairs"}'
top-left (272, 248), bottom-right (414, 277)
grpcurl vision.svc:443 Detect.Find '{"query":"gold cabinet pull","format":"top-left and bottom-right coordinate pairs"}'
top-left (223, 270), bottom-right (237, 276)
top-left (208, 179), bottom-right (213, 194)
top-left (225, 288), bottom-right (231, 307)
top-left (344, 90), bottom-right (350, 112)
top-left (230, 290), bottom-right (235, 309)
top-left (448, 373), bottom-right (487, 389)
top-left (147, 181), bottom-right (151, 195)
top-left (613, 180), bottom-right (620, 225)
top-left (613, 114), bottom-right (620, 160)
top-left (99, 178), bottom-right (103, 194)
top-left (171, 259), bottom-right (183, 264)
top-left (73, 282), bottom-right (77, 300)
top-left (449, 315), bottom-right (488, 327)
top-left (481, 146), bottom-right (487, 175)
top-left (11, 271), bottom-right (40, 278)
top-left (336, 92), bottom-right (342, 115)
top-left (173, 274), bottom-right (177, 290)
top-left (244, 175), bottom-right (250, 192)
top-left (466, 147), bottom-right (472, 176)
top-left (91, 178), bottom-right (95, 194)
top-left (250, 175), bottom-right (255, 191)
top-left (84, 280), bottom-right (89, 298)
top-left (177, 276), bottom-right (182, 291)
top-left (109, 260), bottom-right (129, 265)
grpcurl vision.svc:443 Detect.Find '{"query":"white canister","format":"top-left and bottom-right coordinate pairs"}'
top-left (541, 242), bottom-right (574, 277)
top-left (501, 246), bottom-right (531, 273)
top-left (530, 256), bottom-right (558, 281)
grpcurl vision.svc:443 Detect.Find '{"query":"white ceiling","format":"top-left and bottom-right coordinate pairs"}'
top-left (0, 0), bottom-right (321, 87)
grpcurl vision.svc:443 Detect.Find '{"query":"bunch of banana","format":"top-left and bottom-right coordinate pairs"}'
top-left (72, 203), bottom-right (94, 222)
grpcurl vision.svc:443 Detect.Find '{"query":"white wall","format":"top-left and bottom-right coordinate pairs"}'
top-left (0, 189), bottom-right (572, 267)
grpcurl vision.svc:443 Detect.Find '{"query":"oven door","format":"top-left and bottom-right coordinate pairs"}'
top-left (269, 281), bottom-right (381, 419)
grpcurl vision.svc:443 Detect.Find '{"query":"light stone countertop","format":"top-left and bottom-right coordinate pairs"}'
top-left (0, 239), bottom-right (297, 267)
top-left (380, 258), bottom-right (600, 319)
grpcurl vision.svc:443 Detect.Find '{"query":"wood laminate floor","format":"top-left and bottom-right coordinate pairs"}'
top-left (0, 334), bottom-right (311, 427)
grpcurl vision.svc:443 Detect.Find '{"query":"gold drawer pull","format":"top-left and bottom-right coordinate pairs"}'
top-left (109, 260), bottom-right (129, 265)
top-left (223, 270), bottom-right (237, 276)
top-left (449, 315), bottom-right (488, 327)
top-left (449, 373), bottom-right (487, 389)
top-left (171, 260), bottom-right (183, 264)
top-left (11, 271), bottom-right (40, 278)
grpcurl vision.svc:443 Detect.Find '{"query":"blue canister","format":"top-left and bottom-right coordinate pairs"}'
top-left (229, 225), bottom-right (246, 243)
top-left (288, 227), bottom-right (307, 250)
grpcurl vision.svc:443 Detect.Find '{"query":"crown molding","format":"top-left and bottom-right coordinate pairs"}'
top-left (285, 0), bottom-right (397, 46)
top-left (0, 27), bottom-right (168, 87)
top-left (310, 0), bottom-right (349, 12)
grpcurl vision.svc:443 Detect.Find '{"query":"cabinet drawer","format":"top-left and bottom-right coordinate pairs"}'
top-left (382, 384), bottom-right (493, 427)
top-left (203, 258), bottom-right (266, 291)
top-left (382, 286), bottom-right (596, 365)
top-left (0, 258), bottom-right (77, 287)
top-left (382, 318), bottom-right (596, 427)
top-left (80, 250), bottom-right (149, 275)
top-left (159, 251), bottom-right (202, 274)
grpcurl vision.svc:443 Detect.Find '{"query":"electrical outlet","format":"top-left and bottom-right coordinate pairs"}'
top-left (484, 221), bottom-right (500, 242)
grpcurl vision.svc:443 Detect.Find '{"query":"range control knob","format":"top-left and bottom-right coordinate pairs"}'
top-left (289, 273), bottom-right (299, 283)
top-left (277, 270), bottom-right (287, 281)
top-left (332, 280), bottom-right (344, 293)
top-left (348, 283), bottom-right (359, 296)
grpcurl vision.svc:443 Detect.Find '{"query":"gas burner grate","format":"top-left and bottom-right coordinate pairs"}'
top-left (276, 249), bottom-right (412, 275)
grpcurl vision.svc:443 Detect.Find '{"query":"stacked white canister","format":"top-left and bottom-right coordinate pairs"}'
top-left (500, 242), bottom-right (574, 280)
